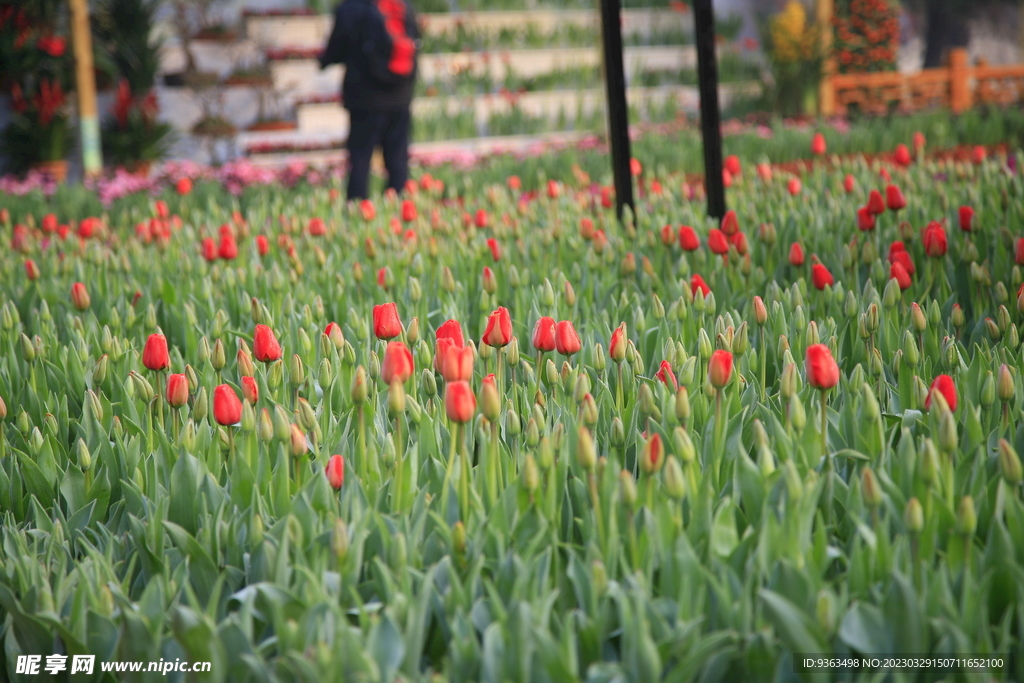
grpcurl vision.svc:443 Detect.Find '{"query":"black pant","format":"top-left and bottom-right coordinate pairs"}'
top-left (346, 107), bottom-right (411, 200)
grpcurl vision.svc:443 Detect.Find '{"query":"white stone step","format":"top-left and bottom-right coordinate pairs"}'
top-left (270, 45), bottom-right (700, 96)
top-left (245, 9), bottom-right (692, 49)
top-left (293, 82), bottom-right (759, 134)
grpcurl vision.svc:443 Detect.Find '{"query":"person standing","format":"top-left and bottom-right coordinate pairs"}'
top-left (319, 0), bottom-right (419, 200)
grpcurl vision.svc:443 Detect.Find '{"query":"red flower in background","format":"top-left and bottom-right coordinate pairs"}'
top-left (805, 344), bottom-right (840, 390)
top-left (789, 242), bottom-right (805, 266)
top-left (33, 79), bottom-right (65, 127)
top-left (811, 263), bottom-right (834, 290)
top-left (253, 324), bottom-right (283, 362)
top-left (866, 189), bottom-right (885, 215)
top-left (857, 205), bottom-right (876, 231)
top-left (811, 133), bottom-right (827, 156)
top-left (893, 144), bottom-right (911, 166)
top-left (656, 360), bottom-right (678, 390)
top-left (885, 184), bottom-right (906, 211)
top-left (958, 206), bottom-right (974, 232)
top-left (925, 375), bottom-right (957, 412)
top-left (679, 225), bottom-right (700, 251)
top-left (923, 222), bottom-right (947, 257)
top-left (690, 273), bottom-right (711, 297)
top-left (708, 229), bottom-right (729, 255)
top-left (720, 210), bottom-right (739, 236)
top-left (890, 261), bottom-right (912, 289)
top-left (532, 316), bottom-right (556, 352)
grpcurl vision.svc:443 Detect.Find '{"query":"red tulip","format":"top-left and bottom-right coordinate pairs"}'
top-left (867, 190), bottom-right (885, 215)
top-left (219, 234), bottom-right (237, 260)
top-left (923, 222), bottom-right (947, 257)
top-left (482, 307), bottom-right (513, 348)
top-left (843, 174), bottom-right (855, 193)
top-left (757, 162), bottom-right (773, 183)
top-left (679, 225), bottom-right (700, 251)
top-left (373, 303), bottom-right (402, 340)
top-left (507, 175), bottom-right (521, 191)
top-left (722, 168), bottom-right (733, 188)
top-left (811, 132), bottom-right (827, 156)
top-left (142, 333), bottom-right (170, 371)
top-left (486, 237), bottom-right (501, 261)
top-left (25, 259), bottom-right (39, 281)
top-left (546, 179), bottom-right (560, 199)
top-left (708, 228), bottom-right (729, 255)
top-left (690, 273), bottom-right (711, 297)
top-left (441, 344), bottom-right (474, 382)
top-left (555, 320), bottom-right (581, 356)
top-left (811, 264), bottom-right (834, 290)
top-left (325, 454), bottom-right (344, 489)
top-left (720, 210), bottom-right (738, 236)
top-left (730, 231), bottom-right (748, 255)
top-left (724, 154), bottom-right (741, 177)
top-left (890, 261), bottom-right (912, 290)
top-left (166, 373), bottom-right (189, 407)
top-left (360, 199), bottom-right (376, 221)
top-left (42, 213), bottom-right (58, 233)
top-left (580, 217), bottom-right (596, 240)
top-left (889, 248), bottom-right (915, 276)
top-left (885, 184), bottom-right (906, 211)
top-left (805, 344), bottom-right (840, 390)
top-left (660, 224), bottom-right (675, 247)
top-left (708, 349), bottom-right (734, 388)
top-left (857, 206), bottom-right (876, 232)
top-left (155, 200), bottom-right (169, 219)
top-left (971, 146), bottom-right (985, 164)
top-left (309, 217), bottom-right (326, 236)
top-left (912, 131), bottom-right (926, 151)
top-left (609, 323), bottom-right (627, 363)
top-left (401, 199), bottom-right (417, 222)
top-left (475, 209), bottom-right (490, 229)
top-left (787, 177), bottom-right (801, 195)
top-left (630, 157), bottom-right (642, 176)
top-left (213, 384), bottom-right (243, 425)
top-left (241, 375), bottom-right (259, 403)
top-left (532, 316), bottom-right (556, 352)
top-left (656, 360), bottom-right (678, 391)
top-left (1015, 238), bottom-right (1024, 265)
top-left (893, 143), bottom-right (911, 166)
top-left (176, 177), bottom-right (192, 195)
top-left (643, 433), bottom-right (664, 473)
top-left (436, 319), bottom-right (465, 348)
top-left (925, 375), bottom-right (957, 412)
top-left (253, 324), bottom-right (283, 362)
top-left (788, 242), bottom-right (805, 266)
top-left (202, 238), bottom-right (218, 262)
top-left (256, 234), bottom-right (269, 256)
top-left (445, 381), bottom-right (477, 423)
top-left (71, 282), bottom-right (90, 310)
top-left (382, 341), bottom-right (414, 384)
top-left (958, 206), bottom-right (974, 232)
top-left (78, 217), bottom-right (98, 239)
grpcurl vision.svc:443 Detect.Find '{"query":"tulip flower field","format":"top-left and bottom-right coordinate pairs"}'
top-left (2, 143), bottom-right (1024, 682)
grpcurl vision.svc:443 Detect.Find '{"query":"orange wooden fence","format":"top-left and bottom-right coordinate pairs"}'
top-left (820, 49), bottom-right (1024, 117)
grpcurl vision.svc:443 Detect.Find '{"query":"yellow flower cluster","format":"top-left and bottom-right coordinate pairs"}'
top-left (770, 0), bottom-right (819, 63)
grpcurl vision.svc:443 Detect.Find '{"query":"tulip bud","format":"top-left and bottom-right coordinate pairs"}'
top-left (784, 459), bottom-right (803, 502)
top-left (753, 296), bottom-right (767, 326)
top-left (790, 395), bottom-right (806, 433)
top-left (673, 426), bottom-right (696, 464)
top-left (675, 386), bottom-right (691, 423)
top-left (986, 317), bottom-right (1002, 342)
top-left (904, 497), bottom-right (924, 533)
top-left (999, 438), bottom-right (1023, 485)
top-left (525, 417), bottom-right (540, 448)
top-left (289, 354), bottom-right (305, 388)
top-left (592, 342), bottom-right (606, 372)
top-left (638, 383), bottom-right (657, 418)
top-left (862, 467), bottom-right (882, 508)
top-left (522, 454), bottom-right (540, 495)
top-left (911, 302), bottom-right (927, 333)
top-left (543, 358), bottom-right (559, 388)
top-left (289, 423), bottom-right (307, 457)
top-left (619, 469), bottom-right (638, 509)
top-left (332, 518), bottom-right (349, 564)
top-left (937, 411), bottom-right (958, 453)
top-left (781, 363), bottom-right (798, 400)
top-left (610, 416), bottom-right (625, 447)
top-left (902, 330), bottom-right (919, 367)
top-left (816, 589), bottom-right (836, 635)
top-left (957, 496), bottom-right (977, 536)
top-left (76, 439), bottom-right (92, 472)
top-left (257, 408), bottom-right (273, 441)
top-left (351, 366), bottom-right (368, 403)
top-left (267, 359), bottom-right (284, 389)
top-left (919, 438), bottom-right (939, 487)
top-left (272, 404), bottom-right (291, 442)
top-left (577, 427), bottom-right (596, 471)
top-left (506, 337), bottom-right (520, 367)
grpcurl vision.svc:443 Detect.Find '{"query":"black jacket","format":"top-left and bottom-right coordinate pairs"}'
top-left (319, 0), bottom-right (419, 112)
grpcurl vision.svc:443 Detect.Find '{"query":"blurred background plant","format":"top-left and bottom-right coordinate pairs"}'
top-left (759, 0), bottom-right (823, 117)
top-left (832, 0), bottom-right (900, 73)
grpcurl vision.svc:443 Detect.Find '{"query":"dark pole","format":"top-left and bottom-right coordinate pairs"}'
top-left (598, 0), bottom-right (634, 221)
top-left (693, 0), bottom-right (725, 220)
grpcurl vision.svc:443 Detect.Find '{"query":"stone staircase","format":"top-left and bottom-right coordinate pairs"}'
top-left (155, 8), bottom-right (758, 166)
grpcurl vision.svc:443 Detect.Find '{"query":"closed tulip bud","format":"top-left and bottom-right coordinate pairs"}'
top-left (957, 496), bottom-right (977, 536)
top-left (289, 424), bottom-right (307, 457)
top-left (523, 454), bottom-right (540, 494)
top-left (673, 426), bottom-right (696, 464)
top-left (610, 416), bottom-right (625, 447)
top-left (663, 455), bottom-right (686, 499)
top-left (999, 438), bottom-right (1023, 484)
top-left (638, 383), bottom-right (658, 418)
top-left (980, 371), bottom-right (995, 408)
top-left (441, 267), bottom-right (455, 292)
top-left (20, 333), bottom-right (34, 362)
top-left (783, 459), bottom-right (803, 502)
top-left (211, 339), bottom-right (227, 370)
top-left (997, 305), bottom-right (1012, 333)
top-left (641, 433), bottom-right (664, 474)
top-left (506, 337), bottom-right (520, 367)
top-left (543, 358), bottom-right (559, 388)
top-left (734, 322), bottom-right (750, 356)
top-left (408, 277), bottom-right (422, 303)
top-left (864, 303), bottom-right (880, 332)
top-left (29, 426), bottom-right (44, 454)
top-left (697, 329), bottom-right (713, 361)
top-left (619, 469), bottom-right (638, 509)
top-left (452, 520), bottom-right (467, 556)
top-left (862, 467), bottom-right (882, 508)
top-left (418, 368), bottom-right (436, 399)
top-left (131, 372), bottom-right (155, 403)
top-left (551, 422), bottom-right (566, 451)
top-left (577, 426), bottom-right (596, 470)
top-left (480, 379), bottom-right (500, 423)
top-left (920, 438), bottom-right (939, 486)
top-left (790, 395), bottom-right (806, 433)
top-left (909, 302), bottom-right (926, 333)
top-left (190, 385), bottom-right (208, 420)
top-left (949, 303), bottom-right (963, 330)
top-left (902, 331), bottom-right (919, 367)
top-left (673, 386), bottom-right (691, 423)
top-left (749, 296), bottom-right (768, 327)
top-left (996, 282), bottom-right (1009, 305)
top-left (257, 408), bottom-right (273, 441)
top-left (240, 402), bottom-right (256, 431)
top-left (781, 363), bottom-right (798, 400)
top-left (1007, 324), bottom-right (1020, 350)
top-left (288, 354), bottom-right (305, 388)
top-left (997, 364), bottom-right (1014, 402)
top-left (16, 410), bottom-right (30, 437)
top-left (270, 404), bottom-right (290, 441)
top-left (318, 358), bottom-right (334, 390)
top-left (882, 277), bottom-right (901, 309)
top-left (525, 418), bottom-right (540, 448)
top-left (904, 497), bottom-right (924, 533)
top-left (504, 402), bottom-right (520, 435)
top-left (76, 439), bottom-right (92, 472)
top-left (704, 291), bottom-right (717, 316)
